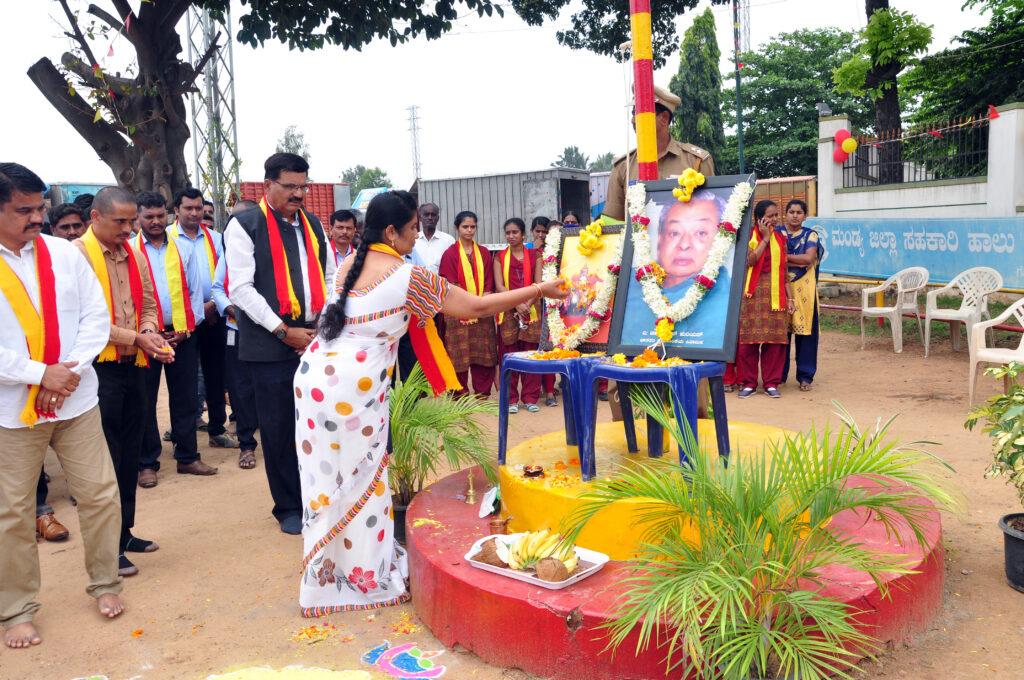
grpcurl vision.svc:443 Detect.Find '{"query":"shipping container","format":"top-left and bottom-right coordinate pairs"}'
top-left (589, 171), bottom-right (610, 221)
top-left (238, 181), bottom-right (350, 227)
top-left (417, 168), bottom-right (591, 247)
top-left (752, 176), bottom-right (817, 216)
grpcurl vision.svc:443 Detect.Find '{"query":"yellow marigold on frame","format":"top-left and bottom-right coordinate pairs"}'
top-left (655, 318), bottom-right (675, 343)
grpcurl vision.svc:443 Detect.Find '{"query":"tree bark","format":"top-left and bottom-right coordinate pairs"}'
top-left (865, 0), bottom-right (902, 184)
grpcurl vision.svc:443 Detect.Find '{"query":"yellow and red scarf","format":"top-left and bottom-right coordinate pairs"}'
top-left (744, 229), bottom-right (787, 311)
top-left (260, 197), bottom-right (327, 320)
top-left (497, 247), bottom-right (538, 325)
top-left (368, 243), bottom-right (460, 395)
top-left (0, 237), bottom-right (61, 427)
top-left (169, 221), bottom-right (218, 280)
top-left (456, 240), bottom-right (485, 324)
top-left (81, 227), bottom-right (149, 366)
top-left (135, 234), bottom-right (196, 332)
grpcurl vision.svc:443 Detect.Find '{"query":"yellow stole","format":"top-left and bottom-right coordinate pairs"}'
top-left (498, 247), bottom-right (538, 324)
top-left (456, 240), bottom-right (485, 324)
top-left (744, 229), bottom-right (785, 311)
top-left (81, 228), bottom-right (149, 366)
top-left (169, 222), bottom-right (217, 280)
top-left (135, 234), bottom-right (195, 332)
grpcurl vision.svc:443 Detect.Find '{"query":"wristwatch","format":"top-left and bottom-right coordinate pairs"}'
top-left (275, 326), bottom-right (288, 340)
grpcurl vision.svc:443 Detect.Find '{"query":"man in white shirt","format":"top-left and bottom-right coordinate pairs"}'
top-left (0, 163), bottom-right (124, 649)
top-left (223, 153), bottom-right (336, 534)
top-left (413, 202), bottom-right (454, 274)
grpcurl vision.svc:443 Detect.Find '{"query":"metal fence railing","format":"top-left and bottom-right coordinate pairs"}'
top-left (843, 117), bottom-right (990, 188)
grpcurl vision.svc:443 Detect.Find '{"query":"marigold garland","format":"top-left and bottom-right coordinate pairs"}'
top-left (610, 349), bottom-right (691, 368)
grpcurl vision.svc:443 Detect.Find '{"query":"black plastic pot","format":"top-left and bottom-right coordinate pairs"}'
top-left (998, 512), bottom-right (1024, 593)
top-left (394, 504), bottom-right (408, 545)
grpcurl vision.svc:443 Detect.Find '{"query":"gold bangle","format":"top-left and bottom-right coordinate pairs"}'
top-left (531, 283), bottom-right (543, 299)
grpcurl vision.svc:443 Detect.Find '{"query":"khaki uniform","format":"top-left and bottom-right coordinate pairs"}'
top-left (603, 139), bottom-right (716, 221)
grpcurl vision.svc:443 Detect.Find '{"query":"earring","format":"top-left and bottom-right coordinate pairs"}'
top-left (390, 239), bottom-right (396, 248)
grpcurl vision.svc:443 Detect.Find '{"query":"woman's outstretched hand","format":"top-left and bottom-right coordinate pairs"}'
top-left (539, 278), bottom-right (569, 300)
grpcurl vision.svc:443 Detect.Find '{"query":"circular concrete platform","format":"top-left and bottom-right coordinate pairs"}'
top-left (407, 423), bottom-right (945, 680)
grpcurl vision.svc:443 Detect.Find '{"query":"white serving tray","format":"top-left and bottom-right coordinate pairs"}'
top-left (464, 533), bottom-right (609, 590)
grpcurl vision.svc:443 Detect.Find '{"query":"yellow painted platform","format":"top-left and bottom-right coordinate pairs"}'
top-left (500, 419), bottom-right (792, 560)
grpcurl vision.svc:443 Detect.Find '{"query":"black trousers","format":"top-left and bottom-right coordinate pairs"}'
top-left (94, 360), bottom-right (147, 547)
top-left (396, 331), bottom-right (419, 383)
top-left (225, 329), bottom-right (259, 451)
top-left (36, 468), bottom-right (50, 516)
top-left (246, 357), bottom-right (301, 522)
top-left (140, 334), bottom-right (199, 469)
top-left (195, 318), bottom-right (228, 437)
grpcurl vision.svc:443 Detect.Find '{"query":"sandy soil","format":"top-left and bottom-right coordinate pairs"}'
top-left (3, 326), bottom-right (1023, 680)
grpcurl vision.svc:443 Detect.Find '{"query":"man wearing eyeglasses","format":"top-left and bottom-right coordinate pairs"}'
top-left (602, 85), bottom-right (716, 222)
top-left (223, 153), bottom-right (335, 535)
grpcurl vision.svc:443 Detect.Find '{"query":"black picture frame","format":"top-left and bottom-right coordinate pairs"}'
top-left (539, 223), bottom-right (625, 354)
top-left (606, 173), bottom-right (757, 361)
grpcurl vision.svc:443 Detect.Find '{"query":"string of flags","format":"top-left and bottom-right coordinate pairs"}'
top-left (832, 105), bottom-right (1001, 163)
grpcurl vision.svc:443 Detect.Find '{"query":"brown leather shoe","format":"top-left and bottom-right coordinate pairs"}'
top-left (36, 513), bottom-right (70, 542)
top-left (176, 460), bottom-right (218, 476)
top-left (138, 469), bottom-right (158, 488)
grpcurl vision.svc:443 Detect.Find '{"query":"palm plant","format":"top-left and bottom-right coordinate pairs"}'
top-left (564, 387), bottom-right (960, 680)
top-left (388, 364), bottom-right (498, 507)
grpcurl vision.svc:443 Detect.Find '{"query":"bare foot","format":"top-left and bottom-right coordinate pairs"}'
top-left (97, 593), bottom-right (125, 619)
top-left (4, 622), bottom-right (41, 648)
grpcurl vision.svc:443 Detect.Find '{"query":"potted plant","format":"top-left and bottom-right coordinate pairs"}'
top-left (965, 361), bottom-right (1024, 592)
top-left (388, 364), bottom-right (498, 542)
top-left (565, 389), bottom-right (960, 680)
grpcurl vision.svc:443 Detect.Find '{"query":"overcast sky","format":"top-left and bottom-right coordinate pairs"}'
top-left (0, 0), bottom-right (983, 192)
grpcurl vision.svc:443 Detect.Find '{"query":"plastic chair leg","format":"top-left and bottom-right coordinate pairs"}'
top-left (707, 375), bottom-right (731, 463)
top-left (668, 371), bottom-right (700, 466)
top-left (924, 315), bottom-right (932, 357)
top-left (969, 360), bottom-right (979, 405)
top-left (498, 365), bottom-right (512, 464)
top-left (560, 370), bottom-right (578, 447)
top-left (616, 384), bottom-right (640, 453)
top-left (892, 313), bottom-right (903, 353)
top-left (574, 368), bottom-right (599, 481)
top-left (951, 321), bottom-right (963, 352)
top-left (860, 314), bottom-right (866, 350)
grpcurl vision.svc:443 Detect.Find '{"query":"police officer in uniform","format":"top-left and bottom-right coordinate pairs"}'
top-left (603, 85), bottom-right (716, 221)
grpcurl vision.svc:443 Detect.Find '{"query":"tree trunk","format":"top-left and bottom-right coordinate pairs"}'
top-left (866, 0), bottom-right (902, 184)
top-left (26, 2), bottom-right (201, 199)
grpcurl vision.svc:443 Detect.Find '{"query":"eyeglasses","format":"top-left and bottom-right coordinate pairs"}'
top-left (272, 180), bottom-right (312, 193)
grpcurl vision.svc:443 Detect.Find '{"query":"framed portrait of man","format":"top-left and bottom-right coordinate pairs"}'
top-left (607, 174), bottom-right (756, 361)
top-left (539, 223), bottom-right (625, 353)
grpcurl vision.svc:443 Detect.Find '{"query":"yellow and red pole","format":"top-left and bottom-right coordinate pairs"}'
top-left (630, 0), bottom-right (658, 181)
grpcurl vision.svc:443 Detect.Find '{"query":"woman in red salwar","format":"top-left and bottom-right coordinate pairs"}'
top-left (438, 211), bottom-right (498, 397)
top-left (493, 218), bottom-right (542, 412)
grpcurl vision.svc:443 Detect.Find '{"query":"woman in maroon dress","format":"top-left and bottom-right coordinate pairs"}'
top-left (438, 211), bottom-right (498, 397)
top-left (493, 218), bottom-right (542, 412)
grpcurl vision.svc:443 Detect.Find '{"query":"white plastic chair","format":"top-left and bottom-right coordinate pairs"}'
top-left (925, 266), bottom-right (1003, 357)
top-left (969, 296), bottom-right (1024, 404)
top-left (860, 267), bottom-right (929, 354)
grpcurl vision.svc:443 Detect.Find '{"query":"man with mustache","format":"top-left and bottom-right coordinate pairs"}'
top-left (0, 163), bottom-right (124, 649)
top-left (74, 186), bottom-right (174, 576)
top-left (224, 153), bottom-right (335, 534)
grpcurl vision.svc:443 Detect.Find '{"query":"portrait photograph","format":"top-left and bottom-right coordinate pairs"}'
top-left (539, 224), bottom-right (624, 353)
top-left (608, 174), bottom-right (756, 361)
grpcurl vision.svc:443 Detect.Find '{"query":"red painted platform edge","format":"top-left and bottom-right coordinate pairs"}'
top-left (408, 467), bottom-right (945, 680)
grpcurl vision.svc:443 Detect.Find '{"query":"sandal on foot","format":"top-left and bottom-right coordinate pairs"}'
top-left (238, 450), bottom-right (257, 469)
top-left (524, 403), bottom-right (540, 412)
top-left (799, 382), bottom-right (812, 392)
top-left (723, 384), bottom-right (735, 393)
top-left (123, 536), bottom-right (159, 553)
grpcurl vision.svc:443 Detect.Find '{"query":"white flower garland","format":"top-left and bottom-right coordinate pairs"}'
top-left (541, 224), bottom-right (625, 349)
top-left (629, 181), bottom-right (752, 334)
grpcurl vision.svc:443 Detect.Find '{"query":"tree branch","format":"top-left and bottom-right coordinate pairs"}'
top-left (61, 52), bottom-right (134, 91)
top-left (177, 35), bottom-right (221, 96)
top-left (57, 0), bottom-right (100, 69)
top-left (26, 57), bottom-right (130, 177)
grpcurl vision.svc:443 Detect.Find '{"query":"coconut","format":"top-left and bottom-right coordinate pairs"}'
top-left (535, 556), bottom-right (570, 582)
top-left (472, 538), bottom-right (508, 568)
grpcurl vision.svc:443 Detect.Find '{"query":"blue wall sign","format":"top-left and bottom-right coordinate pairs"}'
top-left (806, 217), bottom-right (1024, 290)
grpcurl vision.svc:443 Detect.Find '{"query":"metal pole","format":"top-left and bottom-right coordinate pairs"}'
top-left (630, 0), bottom-right (657, 181)
top-left (733, 1), bottom-right (745, 173)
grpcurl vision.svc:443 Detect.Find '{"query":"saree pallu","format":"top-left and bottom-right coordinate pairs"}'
top-left (782, 227), bottom-right (822, 336)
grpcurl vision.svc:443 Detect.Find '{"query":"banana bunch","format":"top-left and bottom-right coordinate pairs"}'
top-left (505, 529), bottom-right (578, 573)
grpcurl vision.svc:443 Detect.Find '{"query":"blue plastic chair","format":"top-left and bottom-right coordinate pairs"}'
top-left (497, 353), bottom-right (598, 466)
top-left (575, 358), bottom-right (730, 480)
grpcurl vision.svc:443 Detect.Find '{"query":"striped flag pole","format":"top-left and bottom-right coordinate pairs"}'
top-left (630, 0), bottom-right (658, 181)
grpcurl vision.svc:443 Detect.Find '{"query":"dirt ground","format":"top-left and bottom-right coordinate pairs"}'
top-left (3, 326), bottom-right (1023, 680)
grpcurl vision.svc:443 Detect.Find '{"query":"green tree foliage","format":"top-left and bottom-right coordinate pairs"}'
top-left (343, 165), bottom-right (393, 195)
top-left (275, 125), bottom-right (310, 162)
top-left (552, 145), bottom-right (589, 170)
top-left (716, 29), bottom-right (875, 177)
top-left (588, 151), bottom-right (615, 172)
top-left (669, 8), bottom-right (724, 163)
top-left (903, 0), bottom-right (1024, 122)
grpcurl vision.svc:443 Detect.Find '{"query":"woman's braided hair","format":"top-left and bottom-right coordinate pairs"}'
top-left (319, 190), bottom-right (418, 342)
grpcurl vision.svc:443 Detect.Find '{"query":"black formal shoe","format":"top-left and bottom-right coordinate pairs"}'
top-left (279, 516), bottom-right (302, 535)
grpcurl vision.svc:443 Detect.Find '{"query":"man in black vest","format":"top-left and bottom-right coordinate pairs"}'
top-left (223, 153), bottom-right (335, 534)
